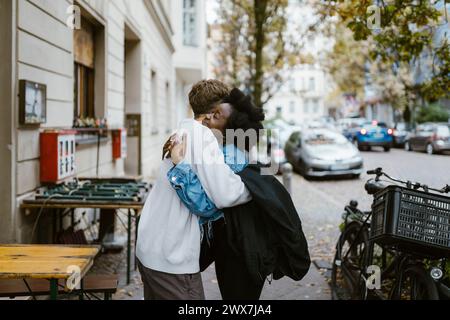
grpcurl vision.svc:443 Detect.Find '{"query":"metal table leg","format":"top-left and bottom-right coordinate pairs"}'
top-left (134, 210), bottom-right (139, 271)
top-left (79, 278), bottom-right (84, 300)
top-left (127, 209), bottom-right (131, 285)
top-left (71, 209), bottom-right (75, 229)
top-left (49, 279), bottom-right (58, 300)
top-left (52, 209), bottom-right (56, 243)
top-left (58, 209), bottom-right (63, 235)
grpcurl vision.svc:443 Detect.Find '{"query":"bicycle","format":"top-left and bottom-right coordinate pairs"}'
top-left (331, 168), bottom-right (450, 300)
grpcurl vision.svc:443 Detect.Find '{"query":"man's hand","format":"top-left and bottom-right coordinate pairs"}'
top-left (171, 133), bottom-right (187, 165)
top-left (162, 134), bottom-right (177, 160)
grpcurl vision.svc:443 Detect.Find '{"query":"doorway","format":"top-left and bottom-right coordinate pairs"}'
top-left (124, 23), bottom-right (142, 176)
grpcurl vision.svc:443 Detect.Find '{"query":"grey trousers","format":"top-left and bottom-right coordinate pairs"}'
top-left (137, 260), bottom-right (205, 300)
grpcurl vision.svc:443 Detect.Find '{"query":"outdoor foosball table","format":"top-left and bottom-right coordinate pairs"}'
top-left (20, 177), bottom-right (152, 285)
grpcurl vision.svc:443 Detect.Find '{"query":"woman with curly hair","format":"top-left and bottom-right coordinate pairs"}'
top-left (167, 88), bottom-right (310, 300)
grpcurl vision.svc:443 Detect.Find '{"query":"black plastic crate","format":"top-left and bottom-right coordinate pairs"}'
top-left (370, 185), bottom-right (450, 258)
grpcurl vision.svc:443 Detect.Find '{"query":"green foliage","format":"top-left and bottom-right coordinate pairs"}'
top-left (212, 0), bottom-right (314, 108)
top-left (403, 107), bottom-right (412, 123)
top-left (416, 103), bottom-right (449, 123)
top-left (318, 0), bottom-right (450, 103)
top-left (323, 25), bottom-right (367, 100)
top-left (420, 38), bottom-right (450, 101)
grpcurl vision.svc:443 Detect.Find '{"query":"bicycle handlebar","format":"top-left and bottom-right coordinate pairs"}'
top-left (366, 168), bottom-right (450, 194)
top-left (366, 168), bottom-right (382, 175)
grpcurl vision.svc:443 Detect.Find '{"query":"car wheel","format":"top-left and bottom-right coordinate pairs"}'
top-left (357, 142), bottom-right (365, 151)
top-left (384, 146), bottom-right (390, 152)
top-left (426, 143), bottom-right (434, 155)
top-left (302, 169), bottom-right (311, 179)
top-left (297, 161), bottom-right (306, 176)
top-left (404, 141), bottom-right (411, 151)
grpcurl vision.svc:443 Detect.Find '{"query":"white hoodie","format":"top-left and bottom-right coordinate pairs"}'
top-left (136, 119), bottom-right (251, 274)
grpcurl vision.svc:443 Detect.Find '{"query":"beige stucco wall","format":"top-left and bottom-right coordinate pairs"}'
top-left (9, 0), bottom-right (178, 243)
top-left (0, 0), bottom-right (16, 243)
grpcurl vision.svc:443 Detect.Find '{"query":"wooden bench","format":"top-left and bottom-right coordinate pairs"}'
top-left (0, 275), bottom-right (118, 300)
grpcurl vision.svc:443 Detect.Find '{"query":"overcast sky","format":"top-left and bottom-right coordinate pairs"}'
top-left (205, 0), bottom-right (219, 24)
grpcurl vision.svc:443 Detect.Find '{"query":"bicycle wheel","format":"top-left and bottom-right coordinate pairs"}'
top-left (331, 222), bottom-right (370, 300)
top-left (389, 265), bottom-right (439, 300)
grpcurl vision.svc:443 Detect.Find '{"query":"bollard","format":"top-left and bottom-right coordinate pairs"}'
top-left (282, 163), bottom-right (293, 195)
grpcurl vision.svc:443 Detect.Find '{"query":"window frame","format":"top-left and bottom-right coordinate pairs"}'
top-left (74, 63), bottom-right (96, 119)
top-left (183, 0), bottom-right (198, 47)
top-left (309, 77), bottom-right (315, 91)
top-left (289, 101), bottom-right (296, 114)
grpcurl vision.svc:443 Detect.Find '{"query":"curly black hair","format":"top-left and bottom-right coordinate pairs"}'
top-left (222, 88), bottom-right (265, 151)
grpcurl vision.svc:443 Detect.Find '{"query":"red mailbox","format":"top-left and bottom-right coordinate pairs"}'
top-left (112, 129), bottom-right (127, 159)
top-left (40, 130), bottom-right (76, 183)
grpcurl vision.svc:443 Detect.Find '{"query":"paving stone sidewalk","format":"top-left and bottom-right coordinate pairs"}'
top-left (88, 174), bottom-right (334, 300)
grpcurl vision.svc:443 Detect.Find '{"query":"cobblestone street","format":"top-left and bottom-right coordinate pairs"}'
top-left (89, 148), bottom-right (450, 300)
top-left (1, 0), bottom-right (448, 309)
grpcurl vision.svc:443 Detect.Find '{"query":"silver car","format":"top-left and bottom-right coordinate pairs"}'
top-left (285, 129), bottom-right (364, 179)
top-left (405, 123), bottom-right (450, 154)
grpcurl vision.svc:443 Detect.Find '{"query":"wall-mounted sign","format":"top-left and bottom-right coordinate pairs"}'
top-left (40, 130), bottom-right (77, 184)
top-left (126, 114), bottom-right (141, 137)
top-left (112, 129), bottom-right (127, 159)
top-left (19, 80), bottom-right (47, 126)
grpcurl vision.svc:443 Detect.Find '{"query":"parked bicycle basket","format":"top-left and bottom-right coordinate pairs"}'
top-left (370, 185), bottom-right (450, 258)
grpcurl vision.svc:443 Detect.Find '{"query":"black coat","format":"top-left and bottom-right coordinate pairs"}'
top-left (221, 164), bottom-right (311, 284)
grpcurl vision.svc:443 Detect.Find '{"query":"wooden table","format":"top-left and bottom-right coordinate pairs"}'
top-left (21, 202), bottom-right (144, 285)
top-left (0, 244), bottom-right (100, 300)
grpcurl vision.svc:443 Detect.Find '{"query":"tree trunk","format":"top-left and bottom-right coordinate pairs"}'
top-left (253, 0), bottom-right (267, 109)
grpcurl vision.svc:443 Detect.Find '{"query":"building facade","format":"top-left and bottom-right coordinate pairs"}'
top-left (173, 0), bottom-right (208, 122)
top-left (412, 0), bottom-right (450, 115)
top-left (262, 0), bottom-right (333, 125)
top-left (0, 0), bottom-right (206, 243)
top-left (264, 64), bottom-right (329, 125)
top-left (206, 0), bottom-right (333, 126)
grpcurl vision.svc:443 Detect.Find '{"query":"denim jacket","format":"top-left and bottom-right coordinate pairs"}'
top-left (167, 144), bottom-right (248, 228)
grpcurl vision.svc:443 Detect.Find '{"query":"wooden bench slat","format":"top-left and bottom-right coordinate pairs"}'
top-left (0, 275), bottom-right (118, 297)
top-left (82, 275), bottom-right (119, 292)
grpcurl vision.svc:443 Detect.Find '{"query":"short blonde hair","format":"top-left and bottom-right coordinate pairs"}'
top-left (189, 80), bottom-right (231, 115)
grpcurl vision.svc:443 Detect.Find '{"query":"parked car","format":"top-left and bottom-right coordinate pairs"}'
top-left (314, 116), bottom-right (337, 131)
top-left (352, 121), bottom-right (394, 152)
top-left (341, 118), bottom-right (368, 141)
top-left (284, 129), bottom-right (363, 179)
top-left (264, 118), bottom-right (302, 147)
top-left (392, 122), bottom-right (411, 147)
top-left (404, 123), bottom-right (450, 155)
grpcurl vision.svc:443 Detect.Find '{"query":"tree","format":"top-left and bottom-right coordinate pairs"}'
top-left (322, 24), bottom-right (368, 101)
top-left (322, 21), bottom-right (414, 114)
top-left (211, 0), bottom-right (313, 109)
top-left (416, 103), bottom-right (449, 123)
top-left (210, 1), bottom-right (246, 89)
top-left (318, 0), bottom-right (450, 102)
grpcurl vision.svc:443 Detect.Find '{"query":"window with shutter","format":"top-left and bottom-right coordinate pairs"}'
top-left (74, 18), bottom-right (96, 119)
